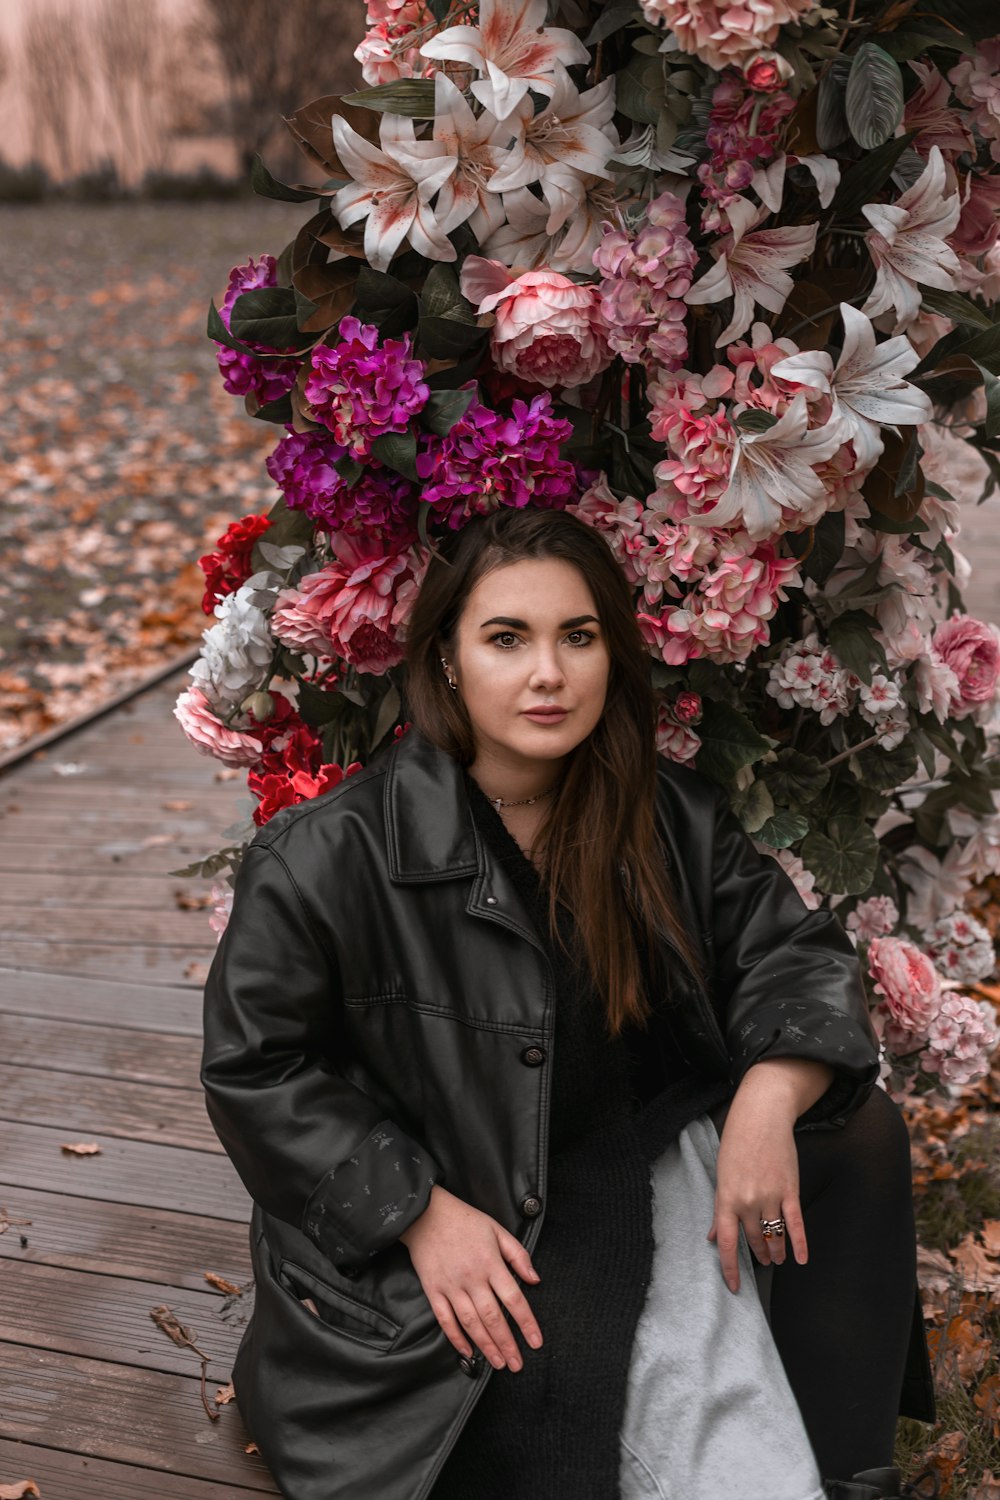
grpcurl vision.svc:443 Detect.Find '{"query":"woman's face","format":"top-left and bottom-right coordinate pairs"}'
top-left (447, 556), bottom-right (611, 784)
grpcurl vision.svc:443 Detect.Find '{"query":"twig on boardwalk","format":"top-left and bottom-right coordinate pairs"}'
top-left (149, 1304), bottom-right (220, 1422)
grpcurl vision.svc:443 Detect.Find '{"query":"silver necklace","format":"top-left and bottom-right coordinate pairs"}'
top-left (488, 784), bottom-right (559, 813)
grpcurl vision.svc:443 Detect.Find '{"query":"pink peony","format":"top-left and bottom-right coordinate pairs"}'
top-left (271, 535), bottom-right (426, 675)
top-left (565, 478), bottom-right (647, 585)
top-left (648, 367), bottom-right (736, 522)
top-left (867, 936), bottom-right (942, 1037)
top-left (460, 259), bottom-right (613, 390)
top-left (932, 613), bottom-right (1000, 718)
top-left (638, 0), bottom-right (818, 72)
top-left (173, 686), bottom-right (264, 768)
top-left (667, 535), bottom-right (800, 664)
top-left (950, 41), bottom-right (1000, 163)
top-left (921, 994), bottom-right (999, 1088)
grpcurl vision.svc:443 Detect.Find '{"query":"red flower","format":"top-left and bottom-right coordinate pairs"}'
top-left (248, 760), bottom-right (363, 826)
top-left (198, 513), bottom-right (273, 615)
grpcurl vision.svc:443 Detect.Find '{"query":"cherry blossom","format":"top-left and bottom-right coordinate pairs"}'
top-left (419, 0), bottom-right (589, 122)
top-left (685, 206), bottom-right (817, 346)
top-left (861, 146), bottom-right (962, 333)
top-left (770, 304), bottom-right (931, 470)
top-left (331, 113), bottom-right (457, 271)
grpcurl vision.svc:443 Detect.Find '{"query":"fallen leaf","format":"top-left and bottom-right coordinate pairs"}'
top-left (245, 1442), bottom-right (259, 1455)
top-left (0, 1483), bottom-right (42, 1499)
top-left (60, 1142), bottom-right (101, 1156)
top-left (974, 1375), bottom-right (1000, 1441)
top-left (917, 1244), bottom-right (955, 1298)
top-left (215, 768), bottom-right (241, 781)
top-left (174, 890), bottom-right (214, 911)
top-left (204, 1271), bottom-right (243, 1296)
top-left (0, 1208), bottom-right (32, 1236)
top-left (141, 833), bottom-right (176, 848)
top-left (924, 1429), bottom-right (969, 1489)
top-left (163, 799), bottom-right (193, 811)
top-left (981, 1220), bottom-right (1000, 1258)
top-left (183, 960), bottom-right (210, 983)
top-left (947, 1315), bottom-right (991, 1383)
top-left (970, 1471), bottom-right (1000, 1500)
top-left (214, 1381), bottom-right (235, 1407)
top-left (951, 1234), bottom-right (1000, 1292)
top-left (150, 1304), bottom-right (218, 1422)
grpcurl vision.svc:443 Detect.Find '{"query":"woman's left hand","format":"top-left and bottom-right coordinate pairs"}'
top-left (707, 1056), bottom-right (834, 1293)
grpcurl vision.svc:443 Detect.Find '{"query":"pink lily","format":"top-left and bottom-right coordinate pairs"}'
top-left (862, 145), bottom-right (961, 333)
top-left (419, 0), bottom-right (589, 121)
top-left (685, 206), bottom-right (817, 346)
top-left (331, 112), bottom-right (457, 272)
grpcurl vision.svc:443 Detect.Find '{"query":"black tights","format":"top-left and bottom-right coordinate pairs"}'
top-left (719, 1086), bottom-right (918, 1478)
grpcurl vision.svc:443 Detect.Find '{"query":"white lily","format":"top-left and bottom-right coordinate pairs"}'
top-left (690, 394), bottom-right (843, 541)
top-left (861, 145), bottom-right (961, 332)
top-left (751, 153), bottom-right (841, 214)
top-left (770, 303), bottom-right (932, 470)
top-left (427, 72), bottom-right (519, 241)
top-left (481, 177), bottom-right (618, 273)
top-left (331, 113), bottom-right (457, 272)
top-left (486, 64), bottom-right (619, 234)
top-left (685, 209), bottom-right (817, 346)
top-left (419, 0), bottom-right (589, 121)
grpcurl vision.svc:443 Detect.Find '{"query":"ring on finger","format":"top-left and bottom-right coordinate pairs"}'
top-left (759, 1215), bottom-right (786, 1239)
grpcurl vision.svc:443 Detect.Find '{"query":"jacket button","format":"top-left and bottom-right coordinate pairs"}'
top-left (520, 1046), bottom-right (545, 1067)
top-left (458, 1353), bottom-right (482, 1377)
top-left (520, 1195), bottom-right (542, 1218)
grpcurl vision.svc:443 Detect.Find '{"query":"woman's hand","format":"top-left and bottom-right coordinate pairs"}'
top-left (708, 1057), bottom-right (834, 1293)
top-left (399, 1184), bottom-right (543, 1372)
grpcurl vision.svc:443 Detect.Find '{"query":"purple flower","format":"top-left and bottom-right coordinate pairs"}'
top-left (415, 395), bottom-right (578, 530)
top-left (215, 255), bottom-right (299, 406)
top-left (267, 428), bottom-right (419, 544)
top-left (303, 316), bottom-right (429, 459)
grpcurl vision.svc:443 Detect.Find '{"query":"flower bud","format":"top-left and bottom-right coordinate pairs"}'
top-left (241, 690), bottom-right (275, 722)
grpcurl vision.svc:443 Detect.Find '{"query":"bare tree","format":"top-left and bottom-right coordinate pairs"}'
top-left (198, 0), bottom-right (360, 178)
top-left (21, 6), bottom-right (100, 179)
top-left (93, 0), bottom-right (166, 184)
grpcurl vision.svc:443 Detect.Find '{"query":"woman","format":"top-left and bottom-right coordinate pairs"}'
top-left (201, 505), bottom-right (934, 1500)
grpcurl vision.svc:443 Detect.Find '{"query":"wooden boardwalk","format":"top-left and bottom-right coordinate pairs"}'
top-left (0, 668), bottom-right (281, 1498)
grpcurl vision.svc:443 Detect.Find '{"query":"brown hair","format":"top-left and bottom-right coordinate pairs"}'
top-left (401, 506), bottom-right (703, 1038)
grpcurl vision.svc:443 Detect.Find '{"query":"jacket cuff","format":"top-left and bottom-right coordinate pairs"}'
top-left (302, 1119), bottom-right (442, 1272)
top-left (728, 998), bottom-right (880, 1129)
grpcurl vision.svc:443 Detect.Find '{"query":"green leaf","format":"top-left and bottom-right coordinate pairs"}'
top-left (420, 262), bottom-right (476, 322)
top-left (865, 507), bottom-right (928, 535)
top-left (693, 700), bottom-right (773, 785)
top-left (294, 286), bottom-right (320, 331)
top-left (207, 298), bottom-right (260, 358)
top-left (827, 610), bottom-right (889, 686)
top-left (250, 154), bottom-right (322, 202)
top-left (761, 749), bottom-right (830, 807)
top-left (249, 392), bottom-right (294, 424)
top-left (421, 386), bottom-right (477, 436)
top-left (787, 510), bottom-right (845, 587)
top-left (687, 659), bottom-right (738, 704)
top-left (371, 427), bottom-right (419, 481)
top-left (341, 80), bottom-right (438, 117)
top-left (251, 498), bottom-right (314, 573)
top-left (756, 809), bottom-right (810, 849)
top-left (371, 681), bottom-right (401, 748)
top-left (417, 314), bottom-right (487, 360)
top-left (832, 131), bottom-right (915, 220)
top-left (731, 777), bottom-right (775, 835)
top-left (910, 726), bottom-right (938, 779)
top-left (334, 454), bottom-right (364, 486)
top-left (585, 2), bottom-right (641, 43)
top-left (427, 0), bottom-right (450, 18)
top-left (229, 286), bottom-right (303, 349)
top-left (876, 25), bottom-right (972, 59)
top-left (816, 55), bottom-right (851, 151)
top-left (616, 52), bottom-right (660, 125)
top-left (297, 678), bottom-right (350, 728)
top-left (919, 286), bottom-right (994, 330)
top-left (845, 44), bottom-right (904, 149)
top-left (974, 360), bottom-right (1000, 439)
top-left (353, 265), bottom-right (418, 336)
top-left (850, 737), bottom-right (918, 792)
top-left (801, 816), bottom-right (879, 895)
top-left (734, 408), bottom-right (779, 434)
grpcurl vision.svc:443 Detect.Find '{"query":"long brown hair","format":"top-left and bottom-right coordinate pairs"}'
top-left (402, 506), bottom-right (703, 1037)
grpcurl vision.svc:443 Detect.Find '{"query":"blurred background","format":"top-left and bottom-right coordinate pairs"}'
top-left (1, 0), bottom-right (1000, 760)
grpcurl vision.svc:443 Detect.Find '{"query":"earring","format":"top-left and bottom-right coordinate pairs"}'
top-left (440, 656), bottom-right (458, 691)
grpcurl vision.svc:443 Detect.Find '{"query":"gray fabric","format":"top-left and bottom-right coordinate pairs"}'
top-left (618, 1115), bottom-right (826, 1500)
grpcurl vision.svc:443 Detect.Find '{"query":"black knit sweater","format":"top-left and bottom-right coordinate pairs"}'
top-left (428, 774), bottom-right (729, 1500)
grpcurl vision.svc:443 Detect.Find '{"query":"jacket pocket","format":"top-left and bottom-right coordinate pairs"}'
top-left (277, 1258), bottom-right (403, 1351)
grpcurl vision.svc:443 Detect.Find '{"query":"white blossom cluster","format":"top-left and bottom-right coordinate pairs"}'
top-left (922, 911), bottom-right (997, 985)
top-left (189, 584), bottom-right (275, 719)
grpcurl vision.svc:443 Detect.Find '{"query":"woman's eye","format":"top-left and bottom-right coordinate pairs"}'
top-left (488, 630), bottom-right (596, 648)
top-left (489, 632), bottom-right (519, 648)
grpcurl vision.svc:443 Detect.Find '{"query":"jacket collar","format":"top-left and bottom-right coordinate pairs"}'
top-left (382, 726), bottom-right (480, 882)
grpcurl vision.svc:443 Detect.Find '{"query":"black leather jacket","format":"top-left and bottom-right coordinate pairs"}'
top-left (202, 725), bottom-right (898, 1500)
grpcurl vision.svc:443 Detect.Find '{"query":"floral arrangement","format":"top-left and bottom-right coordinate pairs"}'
top-left (177, 0), bottom-right (1000, 1099)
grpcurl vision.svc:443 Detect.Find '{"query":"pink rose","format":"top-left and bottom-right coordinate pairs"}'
top-left (932, 613), bottom-right (1000, 717)
top-left (173, 686), bottom-right (264, 768)
top-left (867, 936), bottom-right (942, 1038)
top-left (655, 701), bottom-right (701, 763)
top-left (271, 535), bottom-right (426, 675)
top-left (460, 257), bottom-right (613, 391)
top-left (674, 690), bottom-right (703, 725)
top-left (744, 54), bottom-right (785, 92)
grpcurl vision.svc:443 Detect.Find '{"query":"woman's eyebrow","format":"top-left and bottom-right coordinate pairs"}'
top-left (479, 614), bottom-right (600, 629)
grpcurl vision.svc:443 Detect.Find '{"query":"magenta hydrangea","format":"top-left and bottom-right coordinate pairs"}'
top-left (266, 428), bottom-right (419, 543)
top-left (414, 396), bottom-right (578, 530)
top-left (214, 255), bottom-right (300, 406)
top-left (593, 193), bottom-right (697, 369)
top-left (303, 317), bottom-right (429, 459)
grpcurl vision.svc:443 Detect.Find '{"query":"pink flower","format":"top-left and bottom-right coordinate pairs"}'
top-left (903, 61), bottom-right (975, 160)
top-left (208, 882), bottom-right (234, 943)
top-left (355, 1), bottom-right (433, 84)
top-left (744, 53), bottom-right (786, 92)
top-left (271, 536), bottom-right (426, 675)
top-left (845, 895), bottom-right (899, 945)
top-left (950, 41), bottom-right (1000, 163)
top-left (755, 848), bottom-right (821, 910)
top-left (565, 478), bottom-right (646, 584)
top-left (637, 0), bottom-right (817, 72)
top-left (674, 690), bottom-right (703, 725)
top-left (460, 257), bottom-right (613, 390)
top-left (922, 994), bottom-right (999, 1088)
top-left (593, 194), bottom-right (697, 369)
top-left (214, 256), bottom-right (300, 406)
top-left (173, 686), bottom-right (264, 768)
top-left (655, 707), bottom-right (701, 764)
top-left (951, 171), bottom-right (1000, 260)
top-left (303, 318), bottom-right (429, 459)
top-left (932, 613), bottom-right (1000, 718)
top-left (648, 367), bottom-right (736, 522)
top-left (868, 935), bottom-right (943, 1038)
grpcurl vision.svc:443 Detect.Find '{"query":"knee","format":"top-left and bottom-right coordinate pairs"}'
top-left (799, 1085), bottom-right (913, 1198)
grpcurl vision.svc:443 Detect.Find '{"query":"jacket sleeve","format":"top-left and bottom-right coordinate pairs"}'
top-left (706, 784), bottom-right (880, 1130)
top-left (201, 840), bottom-right (442, 1273)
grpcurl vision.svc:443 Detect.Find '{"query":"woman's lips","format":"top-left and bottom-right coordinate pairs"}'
top-left (522, 709), bottom-right (568, 723)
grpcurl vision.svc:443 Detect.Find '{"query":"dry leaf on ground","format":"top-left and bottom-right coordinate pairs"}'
top-left (60, 1142), bottom-right (101, 1156)
top-left (245, 1442), bottom-right (259, 1455)
top-left (214, 1381), bottom-right (235, 1407)
top-left (0, 1483), bottom-right (42, 1499)
top-left (925, 1429), bottom-right (970, 1488)
top-left (204, 1271), bottom-right (243, 1296)
top-left (150, 1304), bottom-right (219, 1423)
top-left (0, 1209), bottom-right (32, 1236)
top-left (975, 1374), bottom-right (1000, 1441)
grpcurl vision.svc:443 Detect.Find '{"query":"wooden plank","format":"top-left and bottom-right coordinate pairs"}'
top-left (0, 904), bottom-right (214, 945)
top-left (0, 872), bottom-right (221, 911)
top-left (0, 971), bottom-right (202, 1034)
top-left (0, 1014), bottom-right (201, 1087)
top-left (0, 814), bottom-right (239, 842)
top-left (1, 941), bottom-right (212, 986)
top-left (0, 1345), bottom-right (278, 1492)
top-left (0, 1259), bottom-right (244, 1383)
top-left (0, 842), bottom-right (229, 875)
top-left (0, 1064), bottom-right (221, 1153)
top-left (0, 1123), bottom-right (250, 1220)
top-left (0, 1439), bottom-right (271, 1500)
top-left (0, 1186), bottom-right (251, 1290)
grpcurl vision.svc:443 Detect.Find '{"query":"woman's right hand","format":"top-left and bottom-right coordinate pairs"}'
top-left (398, 1184), bottom-right (544, 1372)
